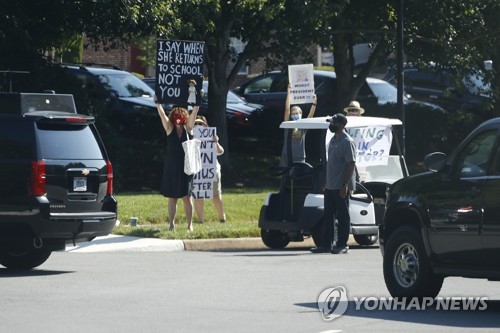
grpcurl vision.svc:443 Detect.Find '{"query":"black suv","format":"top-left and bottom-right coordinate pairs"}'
top-left (380, 117), bottom-right (500, 298)
top-left (0, 92), bottom-right (117, 269)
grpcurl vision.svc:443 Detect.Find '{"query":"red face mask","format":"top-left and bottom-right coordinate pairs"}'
top-left (173, 114), bottom-right (186, 125)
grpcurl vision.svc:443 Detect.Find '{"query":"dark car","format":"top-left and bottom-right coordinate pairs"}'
top-left (384, 67), bottom-right (492, 113)
top-left (143, 78), bottom-right (264, 133)
top-left (49, 64), bottom-right (163, 141)
top-left (380, 117), bottom-right (500, 298)
top-left (233, 70), bottom-right (443, 128)
top-left (0, 92), bottom-right (117, 269)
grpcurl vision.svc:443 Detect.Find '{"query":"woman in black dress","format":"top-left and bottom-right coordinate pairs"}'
top-left (156, 97), bottom-right (200, 232)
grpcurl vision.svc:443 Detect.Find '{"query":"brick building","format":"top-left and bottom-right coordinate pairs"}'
top-left (82, 42), bottom-right (320, 89)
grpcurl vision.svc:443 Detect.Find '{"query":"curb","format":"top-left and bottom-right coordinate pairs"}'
top-left (183, 237), bottom-right (316, 251)
top-left (67, 235), bottom-right (360, 253)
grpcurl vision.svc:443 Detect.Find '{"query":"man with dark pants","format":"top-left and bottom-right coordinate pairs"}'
top-left (311, 113), bottom-right (356, 254)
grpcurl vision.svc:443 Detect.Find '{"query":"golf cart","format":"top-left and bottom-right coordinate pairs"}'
top-left (258, 116), bottom-right (408, 249)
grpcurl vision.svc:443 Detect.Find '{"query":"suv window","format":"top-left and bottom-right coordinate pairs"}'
top-left (0, 120), bottom-right (33, 159)
top-left (455, 130), bottom-right (496, 177)
top-left (36, 124), bottom-right (104, 160)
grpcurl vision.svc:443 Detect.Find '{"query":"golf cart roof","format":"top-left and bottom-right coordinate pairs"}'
top-left (280, 116), bottom-right (402, 129)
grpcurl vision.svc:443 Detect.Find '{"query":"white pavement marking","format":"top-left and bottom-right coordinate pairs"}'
top-left (65, 235), bottom-right (185, 253)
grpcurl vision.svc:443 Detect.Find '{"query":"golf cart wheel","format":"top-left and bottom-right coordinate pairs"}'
top-left (260, 229), bottom-right (290, 249)
top-left (383, 226), bottom-right (443, 299)
top-left (354, 234), bottom-right (379, 246)
top-left (0, 248), bottom-right (52, 270)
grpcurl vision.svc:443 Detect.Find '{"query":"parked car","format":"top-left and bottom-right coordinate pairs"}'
top-left (384, 67), bottom-right (492, 113)
top-left (258, 115), bottom-right (407, 249)
top-left (233, 70), bottom-right (443, 129)
top-left (380, 117), bottom-right (500, 298)
top-left (0, 92), bottom-right (117, 269)
top-left (143, 78), bottom-right (264, 133)
top-left (57, 64), bottom-right (163, 139)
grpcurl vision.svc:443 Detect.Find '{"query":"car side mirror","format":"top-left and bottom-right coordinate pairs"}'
top-left (424, 152), bottom-right (447, 172)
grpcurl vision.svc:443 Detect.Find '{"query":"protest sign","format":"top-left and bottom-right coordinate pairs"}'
top-left (156, 39), bottom-right (204, 105)
top-left (192, 126), bottom-right (217, 199)
top-left (325, 125), bottom-right (392, 166)
top-left (288, 64), bottom-right (315, 104)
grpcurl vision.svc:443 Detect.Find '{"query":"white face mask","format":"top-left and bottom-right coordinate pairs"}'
top-left (290, 114), bottom-right (301, 121)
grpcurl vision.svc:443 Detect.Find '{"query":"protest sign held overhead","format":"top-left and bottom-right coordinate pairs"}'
top-left (288, 64), bottom-right (315, 104)
top-left (156, 39), bottom-right (205, 105)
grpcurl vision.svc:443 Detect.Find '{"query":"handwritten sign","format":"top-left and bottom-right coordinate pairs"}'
top-left (325, 125), bottom-right (392, 166)
top-left (156, 39), bottom-right (205, 105)
top-left (191, 127), bottom-right (217, 199)
top-left (288, 64), bottom-right (315, 104)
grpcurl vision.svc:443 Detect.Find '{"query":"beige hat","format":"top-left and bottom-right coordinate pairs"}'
top-left (343, 101), bottom-right (365, 115)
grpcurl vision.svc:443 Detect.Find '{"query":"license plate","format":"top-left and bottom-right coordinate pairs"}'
top-left (73, 177), bottom-right (87, 191)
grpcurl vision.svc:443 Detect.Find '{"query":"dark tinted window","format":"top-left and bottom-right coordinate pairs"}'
top-left (243, 75), bottom-right (276, 94)
top-left (455, 130), bottom-right (496, 178)
top-left (0, 119), bottom-right (33, 159)
top-left (315, 77), bottom-right (336, 93)
top-left (36, 124), bottom-right (104, 160)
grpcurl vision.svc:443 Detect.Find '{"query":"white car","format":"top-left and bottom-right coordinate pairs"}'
top-left (258, 116), bottom-right (407, 249)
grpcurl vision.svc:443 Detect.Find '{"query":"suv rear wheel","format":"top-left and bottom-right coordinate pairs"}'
top-left (0, 248), bottom-right (52, 270)
top-left (383, 226), bottom-right (443, 299)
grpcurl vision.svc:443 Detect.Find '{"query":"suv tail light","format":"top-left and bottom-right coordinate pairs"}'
top-left (106, 161), bottom-right (113, 195)
top-left (30, 161), bottom-right (46, 196)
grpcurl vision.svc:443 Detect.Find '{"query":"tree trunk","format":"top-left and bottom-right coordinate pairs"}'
top-left (204, 17), bottom-right (233, 172)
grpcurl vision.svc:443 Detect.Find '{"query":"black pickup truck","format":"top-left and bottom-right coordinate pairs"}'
top-left (380, 117), bottom-right (500, 298)
top-left (0, 92), bottom-right (117, 269)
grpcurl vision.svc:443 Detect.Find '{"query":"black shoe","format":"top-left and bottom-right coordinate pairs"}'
top-left (310, 247), bottom-right (329, 253)
top-left (331, 245), bottom-right (349, 254)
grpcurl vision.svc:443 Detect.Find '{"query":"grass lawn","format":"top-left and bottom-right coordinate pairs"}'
top-left (113, 188), bottom-right (277, 239)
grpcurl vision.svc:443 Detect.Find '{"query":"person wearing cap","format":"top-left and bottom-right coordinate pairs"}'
top-left (311, 113), bottom-right (356, 254)
top-left (343, 101), bottom-right (365, 116)
top-left (279, 83), bottom-right (317, 167)
top-left (192, 116), bottom-right (227, 224)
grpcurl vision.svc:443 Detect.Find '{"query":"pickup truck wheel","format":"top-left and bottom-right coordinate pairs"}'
top-left (261, 229), bottom-right (290, 249)
top-left (354, 234), bottom-right (378, 246)
top-left (0, 249), bottom-right (52, 270)
top-left (383, 226), bottom-right (443, 299)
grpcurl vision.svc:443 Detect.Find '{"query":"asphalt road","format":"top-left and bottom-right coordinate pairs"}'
top-left (1, 243), bottom-right (500, 333)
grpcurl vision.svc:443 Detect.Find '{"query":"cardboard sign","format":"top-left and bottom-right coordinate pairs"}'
top-left (191, 127), bottom-right (217, 199)
top-left (288, 64), bottom-right (315, 104)
top-left (156, 39), bottom-right (205, 105)
top-left (325, 125), bottom-right (392, 166)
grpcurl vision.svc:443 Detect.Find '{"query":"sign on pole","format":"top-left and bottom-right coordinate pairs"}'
top-left (288, 64), bottom-right (315, 104)
top-left (156, 39), bottom-right (205, 105)
top-left (191, 126), bottom-right (217, 199)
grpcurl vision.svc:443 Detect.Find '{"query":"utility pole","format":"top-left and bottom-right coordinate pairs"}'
top-left (397, 0), bottom-right (405, 156)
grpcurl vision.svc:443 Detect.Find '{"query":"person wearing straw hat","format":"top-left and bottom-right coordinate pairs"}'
top-left (343, 101), bottom-right (365, 116)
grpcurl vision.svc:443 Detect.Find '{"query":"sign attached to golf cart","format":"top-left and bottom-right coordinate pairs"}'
top-left (329, 125), bottom-right (393, 166)
top-left (281, 116), bottom-right (400, 166)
